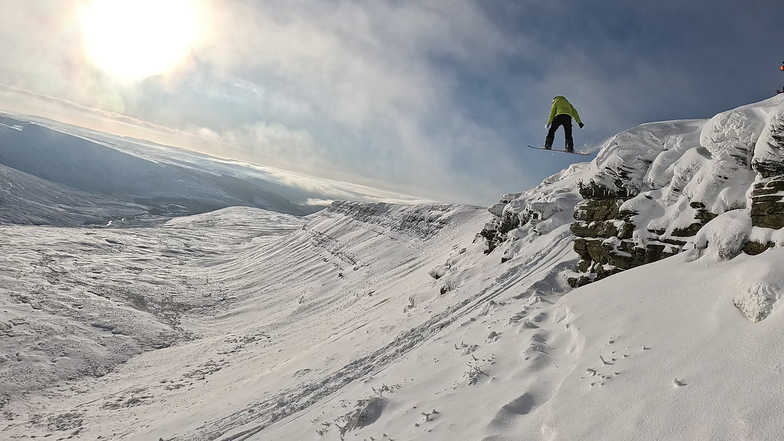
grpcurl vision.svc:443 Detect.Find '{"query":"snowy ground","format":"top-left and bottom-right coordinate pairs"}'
top-left (5, 199), bottom-right (783, 441)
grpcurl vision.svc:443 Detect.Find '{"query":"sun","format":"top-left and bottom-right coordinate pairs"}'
top-left (80, 0), bottom-right (201, 82)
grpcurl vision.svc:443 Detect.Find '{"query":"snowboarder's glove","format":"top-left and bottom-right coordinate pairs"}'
top-left (545, 123), bottom-right (550, 129)
top-left (579, 123), bottom-right (584, 129)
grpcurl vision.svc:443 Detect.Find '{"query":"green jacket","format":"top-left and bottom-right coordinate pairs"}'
top-left (548, 96), bottom-right (582, 126)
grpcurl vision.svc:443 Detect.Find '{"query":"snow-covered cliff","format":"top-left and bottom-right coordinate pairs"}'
top-left (484, 94), bottom-right (784, 294)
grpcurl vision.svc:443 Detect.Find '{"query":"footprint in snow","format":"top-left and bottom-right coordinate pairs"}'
top-left (487, 380), bottom-right (554, 429)
top-left (486, 331), bottom-right (500, 343)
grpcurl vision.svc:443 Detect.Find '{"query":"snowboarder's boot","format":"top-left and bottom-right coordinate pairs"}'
top-left (544, 135), bottom-right (554, 150)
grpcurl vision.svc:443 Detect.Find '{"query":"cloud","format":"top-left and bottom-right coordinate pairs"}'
top-left (0, 0), bottom-right (521, 204)
top-left (238, 162), bottom-right (433, 205)
top-left (190, 0), bottom-right (518, 197)
top-left (305, 198), bottom-right (335, 207)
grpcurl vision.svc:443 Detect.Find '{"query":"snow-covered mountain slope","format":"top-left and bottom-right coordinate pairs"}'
top-left (0, 208), bottom-right (303, 402)
top-left (2, 203), bottom-right (514, 440)
top-left (4, 196), bottom-right (784, 440)
top-left (5, 95), bottom-right (784, 441)
top-left (0, 114), bottom-right (319, 218)
top-left (0, 161), bottom-right (146, 226)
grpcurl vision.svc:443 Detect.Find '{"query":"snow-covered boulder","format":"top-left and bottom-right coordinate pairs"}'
top-left (730, 249), bottom-right (784, 322)
top-left (480, 163), bottom-right (587, 254)
top-left (693, 210), bottom-right (752, 261)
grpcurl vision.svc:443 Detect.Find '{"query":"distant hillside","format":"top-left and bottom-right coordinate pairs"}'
top-left (0, 114), bottom-right (320, 224)
top-left (0, 161), bottom-right (145, 226)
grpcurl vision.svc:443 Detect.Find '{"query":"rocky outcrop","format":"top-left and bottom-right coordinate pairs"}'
top-left (750, 116), bottom-right (784, 232)
top-left (566, 121), bottom-right (715, 286)
top-left (750, 177), bottom-right (784, 229)
top-left (482, 95), bottom-right (784, 288)
top-left (328, 201), bottom-right (464, 240)
top-left (568, 100), bottom-right (784, 286)
top-left (480, 192), bottom-right (520, 253)
top-left (568, 180), bottom-right (681, 288)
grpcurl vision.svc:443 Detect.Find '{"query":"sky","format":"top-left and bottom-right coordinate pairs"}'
top-left (0, 0), bottom-right (782, 206)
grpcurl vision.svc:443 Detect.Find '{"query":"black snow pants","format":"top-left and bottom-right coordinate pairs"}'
top-left (545, 114), bottom-right (574, 152)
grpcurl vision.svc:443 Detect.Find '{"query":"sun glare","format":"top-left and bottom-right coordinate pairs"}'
top-left (80, 0), bottom-right (201, 82)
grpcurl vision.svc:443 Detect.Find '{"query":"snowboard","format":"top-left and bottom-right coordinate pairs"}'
top-left (527, 145), bottom-right (591, 155)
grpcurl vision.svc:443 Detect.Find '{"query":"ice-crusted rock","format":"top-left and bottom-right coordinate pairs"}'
top-left (583, 120), bottom-right (703, 196)
top-left (568, 121), bottom-right (710, 285)
top-left (568, 95), bottom-right (784, 286)
top-left (428, 264), bottom-right (450, 280)
top-left (488, 203), bottom-right (506, 217)
top-left (750, 108), bottom-right (784, 230)
top-left (700, 105), bottom-right (764, 167)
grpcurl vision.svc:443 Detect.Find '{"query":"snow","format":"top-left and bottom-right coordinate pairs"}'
top-left (585, 119), bottom-right (705, 195)
top-left (4, 95), bottom-right (784, 440)
top-left (750, 226), bottom-right (784, 247)
top-left (504, 162), bottom-right (588, 232)
top-left (693, 210), bottom-right (752, 260)
top-left (535, 250), bottom-right (784, 440)
top-left (732, 255), bottom-right (784, 323)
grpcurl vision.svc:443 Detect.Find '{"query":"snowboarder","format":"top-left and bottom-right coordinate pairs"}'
top-left (545, 96), bottom-right (583, 152)
top-left (778, 61), bottom-right (784, 94)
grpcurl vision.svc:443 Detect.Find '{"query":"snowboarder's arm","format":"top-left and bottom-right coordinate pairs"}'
top-left (547, 102), bottom-right (557, 125)
top-left (571, 105), bottom-right (583, 126)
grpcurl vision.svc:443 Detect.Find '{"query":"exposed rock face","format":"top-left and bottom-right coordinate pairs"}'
top-left (566, 121), bottom-right (710, 286)
top-left (750, 115), bottom-right (784, 231)
top-left (750, 177), bottom-right (784, 229)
